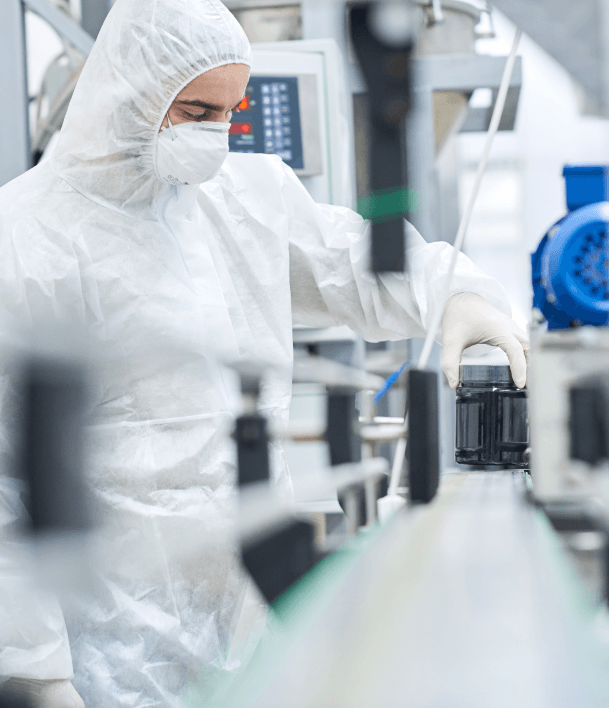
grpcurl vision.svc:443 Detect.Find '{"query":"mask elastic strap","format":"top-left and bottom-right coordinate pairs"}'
top-left (163, 113), bottom-right (177, 141)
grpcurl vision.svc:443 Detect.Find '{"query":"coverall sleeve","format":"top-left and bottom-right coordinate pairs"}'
top-left (284, 164), bottom-right (511, 341)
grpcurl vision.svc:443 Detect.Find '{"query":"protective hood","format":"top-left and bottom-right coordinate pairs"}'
top-left (50, 0), bottom-right (251, 220)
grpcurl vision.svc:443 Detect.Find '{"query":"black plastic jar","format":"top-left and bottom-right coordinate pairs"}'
top-left (455, 365), bottom-right (528, 468)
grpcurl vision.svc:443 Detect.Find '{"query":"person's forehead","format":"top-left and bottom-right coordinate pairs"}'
top-left (183, 65), bottom-right (249, 90)
top-left (174, 66), bottom-right (249, 107)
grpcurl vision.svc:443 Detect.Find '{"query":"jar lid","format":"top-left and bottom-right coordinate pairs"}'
top-left (459, 364), bottom-right (513, 386)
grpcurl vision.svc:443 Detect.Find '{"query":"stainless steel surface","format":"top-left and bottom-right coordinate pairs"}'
top-left (459, 363), bottom-right (513, 385)
top-left (529, 326), bottom-right (609, 504)
top-left (79, 0), bottom-right (112, 38)
top-left (415, 0), bottom-right (480, 55)
top-left (222, 471), bottom-right (609, 707)
top-left (418, 53), bottom-right (522, 132)
top-left (297, 74), bottom-right (323, 176)
top-left (292, 354), bottom-right (385, 391)
top-left (0, 0), bottom-right (30, 186)
top-left (231, 5), bottom-right (302, 43)
top-left (419, 50), bottom-right (523, 96)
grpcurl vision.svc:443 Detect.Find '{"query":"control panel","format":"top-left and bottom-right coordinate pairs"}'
top-left (229, 74), bottom-right (321, 177)
top-left (230, 76), bottom-right (305, 171)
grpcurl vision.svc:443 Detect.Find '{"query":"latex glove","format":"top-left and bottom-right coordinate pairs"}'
top-left (441, 292), bottom-right (528, 389)
top-left (0, 678), bottom-right (85, 707)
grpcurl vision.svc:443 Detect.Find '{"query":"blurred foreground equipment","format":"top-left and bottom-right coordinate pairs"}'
top-left (530, 164), bottom-right (609, 513)
top-left (236, 370), bottom-right (318, 604)
top-left (349, 2), bottom-right (414, 273)
top-left (233, 356), bottom-right (398, 603)
top-left (200, 471), bottom-right (609, 708)
top-left (20, 355), bottom-right (90, 537)
top-left (407, 368), bottom-right (439, 503)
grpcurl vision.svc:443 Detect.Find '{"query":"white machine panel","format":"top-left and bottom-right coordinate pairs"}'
top-left (240, 39), bottom-right (355, 208)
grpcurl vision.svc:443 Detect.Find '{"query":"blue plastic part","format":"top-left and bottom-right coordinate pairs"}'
top-left (374, 362), bottom-right (409, 403)
top-left (532, 199), bottom-right (609, 329)
top-left (563, 165), bottom-right (609, 212)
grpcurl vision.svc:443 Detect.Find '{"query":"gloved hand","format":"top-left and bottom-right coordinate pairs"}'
top-left (0, 678), bottom-right (85, 707)
top-left (441, 292), bottom-right (528, 389)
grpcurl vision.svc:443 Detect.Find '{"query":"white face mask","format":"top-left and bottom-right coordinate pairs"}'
top-left (155, 115), bottom-right (230, 186)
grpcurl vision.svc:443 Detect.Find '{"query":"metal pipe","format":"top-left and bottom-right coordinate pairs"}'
top-left (274, 420), bottom-right (406, 443)
top-left (0, 0), bottom-right (30, 186)
top-left (428, 0), bottom-right (444, 25)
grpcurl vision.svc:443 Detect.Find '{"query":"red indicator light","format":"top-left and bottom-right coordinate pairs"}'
top-left (229, 122), bottom-right (254, 135)
top-left (237, 96), bottom-right (251, 111)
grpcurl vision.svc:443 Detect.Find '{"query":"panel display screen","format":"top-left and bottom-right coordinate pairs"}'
top-left (229, 76), bottom-right (304, 171)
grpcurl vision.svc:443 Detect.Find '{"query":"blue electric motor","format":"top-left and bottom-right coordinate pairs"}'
top-left (532, 165), bottom-right (609, 329)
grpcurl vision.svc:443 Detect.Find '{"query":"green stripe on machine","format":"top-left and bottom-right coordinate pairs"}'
top-left (357, 187), bottom-right (421, 222)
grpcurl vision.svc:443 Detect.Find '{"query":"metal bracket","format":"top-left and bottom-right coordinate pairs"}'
top-left (414, 53), bottom-right (523, 133)
top-left (24, 0), bottom-right (94, 55)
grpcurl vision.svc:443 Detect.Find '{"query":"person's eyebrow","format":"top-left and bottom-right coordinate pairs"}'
top-left (175, 99), bottom-right (224, 111)
top-left (176, 98), bottom-right (244, 111)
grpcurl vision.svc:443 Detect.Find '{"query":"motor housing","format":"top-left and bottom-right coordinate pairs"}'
top-left (532, 165), bottom-right (609, 329)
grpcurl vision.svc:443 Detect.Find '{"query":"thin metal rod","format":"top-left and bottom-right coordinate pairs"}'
top-left (388, 416), bottom-right (408, 496)
top-left (365, 476), bottom-right (378, 526)
top-left (429, 0), bottom-right (445, 25)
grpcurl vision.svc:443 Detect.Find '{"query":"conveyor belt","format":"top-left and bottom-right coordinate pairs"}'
top-left (195, 471), bottom-right (609, 707)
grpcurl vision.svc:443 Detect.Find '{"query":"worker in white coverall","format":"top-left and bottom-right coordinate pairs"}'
top-left (0, 0), bottom-right (528, 705)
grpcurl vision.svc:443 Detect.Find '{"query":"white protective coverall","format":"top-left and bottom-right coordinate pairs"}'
top-left (0, 0), bottom-right (512, 705)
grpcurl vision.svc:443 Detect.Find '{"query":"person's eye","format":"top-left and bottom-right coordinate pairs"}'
top-left (185, 110), bottom-right (210, 121)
